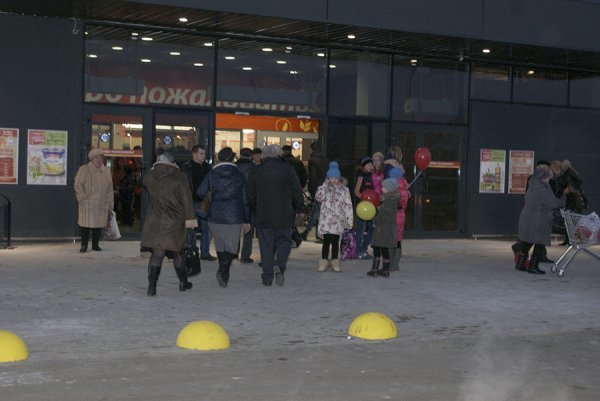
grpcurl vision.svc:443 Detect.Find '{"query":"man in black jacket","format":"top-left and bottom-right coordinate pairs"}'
top-left (181, 145), bottom-right (216, 261)
top-left (301, 142), bottom-right (329, 240)
top-left (281, 144), bottom-right (308, 189)
top-left (247, 145), bottom-right (305, 286)
top-left (236, 148), bottom-right (256, 263)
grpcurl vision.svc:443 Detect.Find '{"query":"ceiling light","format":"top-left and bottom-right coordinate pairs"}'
top-left (242, 66), bottom-right (252, 71)
top-left (87, 54), bottom-right (98, 58)
top-left (141, 37), bottom-right (153, 41)
top-left (482, 48), bottom-right (491, 54)
top-left (286, 46), bottom-right (292, 50)
top-left (347, 34), bottom-right (356, 39)
top-left (141, 58), bottom-right (151, 63)
top-left (169, 51), bottom-right (181, 56)
top-left (276, 60), bottom-right (287, 64)
top-left (84, 31), bottom-right (88, 35)
top-left (527, 70), bottom-right (535, 75)
top-left (329, 64), bottom-right (336, 69)
top-left (262, 47), bottom-right (273, 52)
top-left (131, 32), bottom-right (139, 36)
top-left (193, 62), bottom-right (204, 67)
top-left (112, 46), bottom-right (123, 51)
top-left (410, 59), bottom-right (418, 65)
top-left (225, 56), bottom-right (236, 60)
top-left (290, 70), bottom-right (299, 74)
top-left (317, 52), bottom-right (325, 57)
top-left (179, 17), bottom-right (188, 22)
top-left (204, 42), bottom-right (213, 47)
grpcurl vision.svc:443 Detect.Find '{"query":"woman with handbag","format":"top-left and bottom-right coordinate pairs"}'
top-left (141, 152), bottom-right (198, 296)
top-left (197, 147), bottom-right (251, 288)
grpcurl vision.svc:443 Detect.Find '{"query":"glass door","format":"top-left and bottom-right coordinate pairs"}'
top-left (154, 109), bottom-right (213, 164)
top-left (391, 123), bottom-right (466, 237)
top-left (84, 105), bottom-right (152, 237)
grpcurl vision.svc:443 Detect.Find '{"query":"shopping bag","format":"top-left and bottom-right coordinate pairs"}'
top-left (181, 229), bottom-right (201, 277)
top-left (103, 211), bottom-right (121, 240)
top-left (195, 191), bottom-right (211, 219)
top-left (291, 226), bottom-right (303, 248)
top-left (340, 229), bottom-right (357, 261)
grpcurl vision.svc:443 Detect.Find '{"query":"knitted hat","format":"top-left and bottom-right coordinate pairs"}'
top-left (217, 147), bottom-right (236, 162)
top-left (360, 157), bottom-right (373, 167)
top-left (389, 167), bottom-right (404, 179)
top-left (382, 178), bottom-right (398, 192)
top-left (88, 148), bottom-right (104, 160)
top-left (326, 161), bottom-right (341, 178)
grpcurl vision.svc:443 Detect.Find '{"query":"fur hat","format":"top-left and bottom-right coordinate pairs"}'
top-left (389, 167), bottom-right (404, 179)
top-left (326, 161), bottom-right (341, 178)
top-left (88, 148), bottom-right (104, 160)
top-left (262, 144), bottom-right (282, 159)
top-left (360, 157), bottom-right (373, 167)
top-left (218, 147), bottom-right (236, 162)
top-left (382, 178), bottom-right (398, 192)
top-left (239, 147), bottom-right (253, 158)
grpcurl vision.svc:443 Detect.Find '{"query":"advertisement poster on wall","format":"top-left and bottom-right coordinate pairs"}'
top-left (0, 128), bottom-right (19, 184)
top-left (479, 149), bottom-right (506, 193)
top-left (27, 129), bottom-right (68, 185)
top-left (508, 150), bottom-right (535, 194)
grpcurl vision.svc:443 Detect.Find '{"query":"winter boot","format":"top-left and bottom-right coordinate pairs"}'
top-left (174, 265), bottom-right (193, 292)
top-left (317, 259), bottom-right (329, 272)
top-left (216, 252), bottom-right (228, 288)
top-left (390, 247), bottom-right (402, 271)
top-left (367, 258), bottom-right (380, 277)
top-left (377, 261), bottom-right (390, 277)
top-left (147, 265), bottom-right (161, 296)
top-left (222, 252), bottom-right (235, 284)
top-left (91, 228), bottom-right (102, 251)
top-left (515, 252), bottom-right (528, 271)
top-left (330, 259), bottom-right (341, 272)
top-left (527, 255), bottom-right (546, 275)
top-left (80, 228), bottom-right (89, 253)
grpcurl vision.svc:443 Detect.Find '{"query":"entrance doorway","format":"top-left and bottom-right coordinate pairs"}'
top-left (391, 123), bottom-right (466, 237)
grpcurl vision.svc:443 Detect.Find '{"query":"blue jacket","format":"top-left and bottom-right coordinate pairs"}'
top-left (197, 162), bottom-right (251, 225)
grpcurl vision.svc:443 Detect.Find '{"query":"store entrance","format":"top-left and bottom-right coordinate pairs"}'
top-left (215, 113), bottom-right (320, 163)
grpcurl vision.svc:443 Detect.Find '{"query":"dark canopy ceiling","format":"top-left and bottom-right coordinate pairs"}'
top-left (2, 0), bottom-right (600, 72)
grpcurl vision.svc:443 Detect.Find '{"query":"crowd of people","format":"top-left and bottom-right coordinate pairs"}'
top-left (74, 141), bottom-right (589, 295)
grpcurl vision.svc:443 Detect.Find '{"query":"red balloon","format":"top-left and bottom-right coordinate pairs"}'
top-left (360, 189), bottom-right (380, 207)
top-left (415, 147), bottom-right (432, 171)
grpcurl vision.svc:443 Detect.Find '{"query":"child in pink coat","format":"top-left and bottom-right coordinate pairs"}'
top-left (388, 167), bottom-right (411, 271)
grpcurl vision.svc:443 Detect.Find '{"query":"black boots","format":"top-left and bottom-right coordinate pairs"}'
top-left (515, 253), bottom-right (528, 271)
top-left (147, 265), bottom-right (161, 296)
top-left (527, 255), bottom-right (546, 274)
top-left (216, 252), bottom-right (234, 288)
top-left (91, 228), bottom-right (102, 251)
top-left (367, 258), bottom-right (380, 276)
top-left (377, 262), bottom-right (390, 277)
top-left (80, 228), bottom-right (89, 252)
top-left (174, 265), bottom-right (193, 292)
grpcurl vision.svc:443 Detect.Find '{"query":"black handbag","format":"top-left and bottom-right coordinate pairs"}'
top-left (182, 229), bottom-right (201, 277)
top-left (551, 209), bottom-right (566, 236)
top-left (195, 173), bottom-right (212, 219)
top-left (291, 226), bottom-right (303, 248)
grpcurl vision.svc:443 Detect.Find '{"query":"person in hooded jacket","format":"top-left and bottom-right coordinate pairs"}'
top-left (516, 165), bottom-right (569, 274)
top-left (141, 152), bottom-right (197, 296)
top-left (354, 156), bottom-right (375, 259)
top-left (197, 147), bottom-right (251, 288)
top-left (388, 167), bottom-right (411, 271)
top-left (367, 178), bottom-right (400, 277)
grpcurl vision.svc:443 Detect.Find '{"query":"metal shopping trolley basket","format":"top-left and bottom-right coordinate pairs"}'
top-left (552, 209), bottom-right (600, 277)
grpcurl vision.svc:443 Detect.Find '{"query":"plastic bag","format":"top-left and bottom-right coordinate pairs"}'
top-left (339, 229), bottom-right (357, 261)
top-left (103, 211), bottom-right (121, 240)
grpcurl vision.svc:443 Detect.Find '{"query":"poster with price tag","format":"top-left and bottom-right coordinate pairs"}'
top-left (27, 129), bottom-right (68, 185)
top-left (0, 128), bottom-right (19, 184)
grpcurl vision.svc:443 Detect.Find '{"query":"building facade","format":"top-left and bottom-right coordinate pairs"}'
top-left (1, 0), bottom-right (599, 240)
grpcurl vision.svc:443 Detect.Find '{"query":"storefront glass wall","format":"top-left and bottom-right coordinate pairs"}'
top-left (513, 67), bottom-right (568, 106)
top-left (392, 57), bottom-right (468, 124)
top-left (569, 72), bottom-right (600, 109)
top-left (470, 63), bottom-right (511, 102)
top-left (328, 50), bottom-right (391, 118)
top-left (85, 27), bottom-right (215, 107)
top-left (216, 39), bottom-right (327, 114)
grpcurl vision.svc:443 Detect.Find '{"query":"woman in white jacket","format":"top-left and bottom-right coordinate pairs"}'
top-left (315, 161), bottom-right (353, 272)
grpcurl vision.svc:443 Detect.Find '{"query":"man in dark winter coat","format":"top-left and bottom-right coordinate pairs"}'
top-left (301, 142), bottom-right (329, 240)
top-left (247, 144), bottom-right (305, 286)
top-left (281, 145), bottom-right (308, 189)
top-left (181, 145), bottom-right (216, 261)
top-left (236, 148), bottom-right (256, 263)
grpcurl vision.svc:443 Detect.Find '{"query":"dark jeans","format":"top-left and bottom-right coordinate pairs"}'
top-left (322, 233), bottom-right (340, 259)
top-left (256, 227), bottom-right (293, 283)
top-left (355, 218), bottom-right (374, 254)
top-left (304, 202), bottom-right (321, 232)
top-left (240, 220), bottom-right (254, 259)
top-left (372, 246), bottom-right (390, 260)
top-left (196, 217), bottom-right (212, 256)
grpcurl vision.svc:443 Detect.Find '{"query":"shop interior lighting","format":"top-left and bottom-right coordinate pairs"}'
top-left (131, 32), bottom-right (139, 36)
top-left (482, 48), bottom-right (491, 54)
top-left (141, 37), bottom-right (153, 41)
top-left (84, 31), bottom-right (88, 35)
top-left (87, 54), bottom-right (98, 58)
top-left (347, 34), bottom-right (356, 39)
top-left (123, 123), bottom-right (143, 129)
top-left (261, 47), bottom-right (273, 52)
top-left (329, 64), bottom-right (336, 69)
top-left (141, 58), bottom-right (151, 63)
top-left (204, 42), bottom-right (213, 47)
top-left (169, 51), bottom-right (181, 56)
top-left (193, 62), bottom-right (204, 67)
top-left (242, 66), bottom-right (252, 71)
top-left (225, 56), bottom-right (236, 60)
top-left (286, 46), bottom-right (293, 50)
top-left (179, 17), bottom-right (188, 22)
top-left (290, 70), bottom-right (299, 74)
top-left (155, 125), bottom-right (172, 130)
top-left (317, 52), bottom-right (325, 57)
top-left (276, 60), bottom-right (287, 64)
top-left (174, 126), bottom-right (193, 131)
top-left (410, 59), bottom-right (418, 65)
top-left (527, 70), bottom-right (535, 75)
top-left (242, 129), bottom-right (255, 134)
top-left (126, 133), bottom-right (131, 137)
top-left (112, 46), bottom-right (123, 51)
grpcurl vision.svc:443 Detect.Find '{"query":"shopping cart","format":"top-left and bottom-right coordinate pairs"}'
top-left (552, 209), bottom-right (600, 277)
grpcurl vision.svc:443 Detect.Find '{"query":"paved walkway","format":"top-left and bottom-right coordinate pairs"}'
top-left (1, 239), bottom-right (599, 400)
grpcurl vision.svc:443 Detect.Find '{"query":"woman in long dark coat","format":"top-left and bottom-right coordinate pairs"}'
top-left (141, 152), bottom-right (197, 296)
top-left (516, 166), bottom-right (568, 274)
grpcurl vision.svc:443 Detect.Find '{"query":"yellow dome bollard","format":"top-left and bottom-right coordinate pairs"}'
top-left (0, 330), bottom-right (29, 362)
top-left (348, 312), bottom-right (397, 340)
top-left (176, 321), bottom-right (230, 351)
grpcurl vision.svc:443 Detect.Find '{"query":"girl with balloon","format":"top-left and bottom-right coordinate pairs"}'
top-left (354, 156), bottom-right (376, 259)
top-left (388, 167), bottom-right (411, 271)
top-left (367, 178), bottom-right (400, 277)
top-left (315, 162), bottom-right (354, 272)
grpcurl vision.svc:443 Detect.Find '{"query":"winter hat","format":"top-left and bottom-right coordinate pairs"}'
top-left (382, 178), bottom-right (398, 192)
top-left (88, 148), bottom-right (104, 160)
top-left (326, 161), bottom-right (341, 178)
top-left (217, 147), bottom-right (236, 162)
top-left (372, 152), bottom-right (384, 161)
top-left (239, 147), bottom-right (253, 158)
top-left (389, 167), bottom-right (404, 179)
top-left (360, 157), bottom-right (373, 167)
